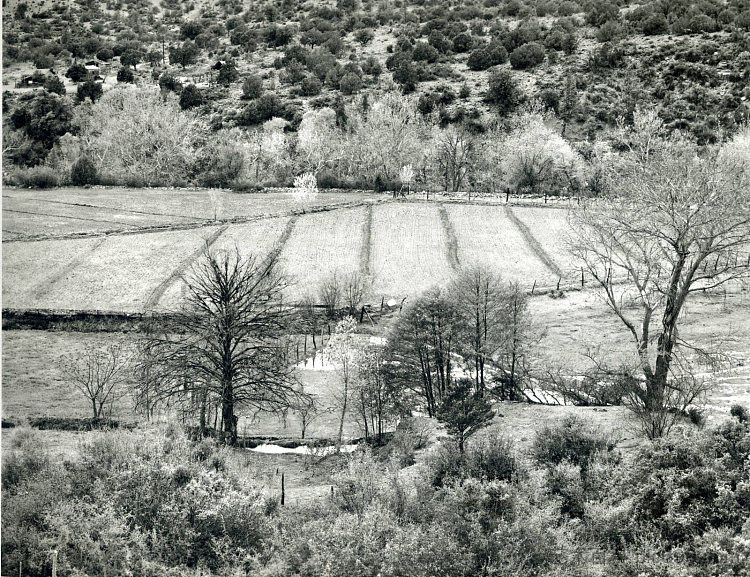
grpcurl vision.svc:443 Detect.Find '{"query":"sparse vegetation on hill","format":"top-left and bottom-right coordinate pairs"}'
top-left (3, 0), bottom-right (750, 188)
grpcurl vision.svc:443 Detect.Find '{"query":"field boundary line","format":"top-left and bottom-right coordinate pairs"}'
top-left (438, 204), bottom-right (460, 271)
top-left (144, 225), bottom-right (230, 311)
top-left (30, 237), bottom-right (108, 302)
top-left (2, 199), bottom-right (388, 243)
top-left (26, 197), bottom-right (211, 221)
top-left (3, 207), bottom-right (141, 227)
top-left (360, 204), bottom-right (372, 277)
top-left (505, 206), bottom-right (564, 278)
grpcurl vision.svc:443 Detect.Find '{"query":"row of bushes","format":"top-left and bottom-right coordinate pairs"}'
top-left (3, 408), bottom-right (749, 576)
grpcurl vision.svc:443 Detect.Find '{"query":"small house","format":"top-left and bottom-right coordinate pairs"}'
top-left (84, 60), bottom-right (100, 72)
top-left (212, 60), bottom-right (227, 70)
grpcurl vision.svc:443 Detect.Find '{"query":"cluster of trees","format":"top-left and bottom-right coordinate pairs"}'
top-left (4, 406), bottom-right (749, 576)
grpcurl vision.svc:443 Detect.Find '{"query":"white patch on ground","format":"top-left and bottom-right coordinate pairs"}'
top-left (249, 443), bottom-right (359, 455)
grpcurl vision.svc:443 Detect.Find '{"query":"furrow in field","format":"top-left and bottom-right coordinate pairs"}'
top-left (144, 225), bottom-right (229, 310)
top-left (509, 206), bottom-right (579, 280)
top-left (369, 203), bottom-right (453, 300)
top-left (3, 237), bottom-right (106, 310)
top-left (39, 227), bottom-right (223, 312)
top-left (446, 204), bottom-right (551, 287)
top-left (156, 216), bottom-right (294, 310)
top-left (505, 206), bottom-right (564, 278)
top-left (279, 207), bottom-right (366, 301)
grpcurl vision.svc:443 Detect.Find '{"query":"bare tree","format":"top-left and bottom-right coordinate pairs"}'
top-left (294, 396), bottom-right (332, 439)
top-left (63, 343), bottom-right (131, 419)
top-left (449, 266), bottom-right (506, 396)
top-left (319, 272), bottom-right (342, 319)
top-left (328, 316), bottom-right (359, 449)
top-left (385, 287), bottom-right (463, 417)
top-left (433, 124), bottom-right (476, 193)
top-left (141, 248), bottom-right (306, 445)
top-left (353, 344), bottom-right (395, 443)
top-left (571, 133), bottom-right (750, 438)
top-left (342, 271), bottom-right (369, 316)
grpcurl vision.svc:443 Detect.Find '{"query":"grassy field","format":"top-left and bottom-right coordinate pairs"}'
top-left (3, 189), bottom-right (580, 311)
top-left (2, 187), bottom-right (381, 240)
top-left (279, 206), bottom-right (367, 302)
top-left (509, 206), bottom-right (580, 284)
top-left (369, 203), bottom-right (454, 299)
top-left (446, 204), bottom-right (553, 287)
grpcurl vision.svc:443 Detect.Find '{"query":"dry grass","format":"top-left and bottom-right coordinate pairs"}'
top-left (446, 204), bottom-right (551, 287)
top-left (159, 217), bottom-right (292, 310)
top-left (369, 203), bottom-right (454, 300)
top-left (3, 236), bottom-right (103, 309)
top-left (510, 206), bottom-right (580, 283)
top-left (279, 206), bottom-right (367, 301)
top-left (2, 188), bottom-right (380, 239)
top-left (1, 331), bottom-right (134, 420)
top-left (35, 226), bottom-right (222, 311)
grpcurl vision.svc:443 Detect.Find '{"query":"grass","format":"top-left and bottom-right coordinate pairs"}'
top-left (2, 236), bottom-right (104, 309)
top-left (279, 206), bottom-right (367, 301)
top-left (510, 206), bottom-right (580, 283)
top-left (29, 226), bottom-right (222, 312)
top-left (446, 204), bottom-right (552, 287)
top-left (159, 216), bottom-right (292, 310)
top-left (369, 203), bottom-right (454, 300)
top-left (2, 188), bottom-right (381, 240)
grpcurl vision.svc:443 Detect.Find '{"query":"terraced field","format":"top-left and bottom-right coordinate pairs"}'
top-left (2, 187), bottom-right (380, 240)
top-left (510, 206), bottom-right (580, 284)
top-left (3, 187), bottom-right (579, 311)
top-left (369, 203), bottom-right (454, 299)
top-left (279, 206), bottom-right (367, 301)
top-left (446, 204), bottom-right (552, 288)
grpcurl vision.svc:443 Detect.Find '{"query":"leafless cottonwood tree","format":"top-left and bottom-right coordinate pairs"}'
top-left (63, 342), bottom-right (131, 419)
top-left (571, 133), bottom-right (750, 438)
top-left (140, 248), bottom-right (306, 445)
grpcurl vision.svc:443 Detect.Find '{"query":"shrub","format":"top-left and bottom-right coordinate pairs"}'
top-left (467, 42), bottom-right (507, 71)
top-left (412, 41), bottom-right (439, 63)
top-left (116, 67), bottom-right (134, 83)
top-left (509, 42), bottom-right (546, 69)
top-left (452, 32), bottom-right (474, 53)
top-left (532, 415), bottom-right (611, 474)
top-left (339, 72), bottom-right (362, 95)
top-left (179, 84), bottom-right (204, 109)
top-left (65, 63), bottom-right (88, 82)
top-left (730, 404), bottom-right (749, 422)
top-left (486, 68), bottom-right (521, 115)
top-left (70, 156), bottom-right (98, 185)
top-left (77, 79), bottom-right (102, 103)
top-left (642, 13), bottom-right (669, 35)
top-left (465, 431), bottom-right (522, 482)
top-left (217, 61), bottom-right (239, 86)
top-left (242, 74), bottom-right (264, 99)
top-left (159, 73), bottom-right (182, 93)
top-left (1, 427), bottom-right (51, 491)
top-left (43, 75), bottom-right (65, 95)
top-left (300, 74), bottom-right (322, 96)
top-left (11, 166), bottom-right (59, 188)
top-left (96, 47), bottom-right (114, 61)
top-left (597, 19), bottom-right (622, 42)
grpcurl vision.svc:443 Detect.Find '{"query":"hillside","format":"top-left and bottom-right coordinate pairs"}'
top-left (3, 0), bottom-right (750, 190)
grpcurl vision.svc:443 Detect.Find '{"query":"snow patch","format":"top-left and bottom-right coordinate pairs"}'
top-left (249, 443), bottom-right (359, 456)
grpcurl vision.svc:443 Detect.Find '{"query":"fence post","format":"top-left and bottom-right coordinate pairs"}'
top-left (281, 472), bottom-right (285, 506)
top-left (531, 280), bottom-right (536, 295)
top-left (581, 267), bottom-right (585, 287)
